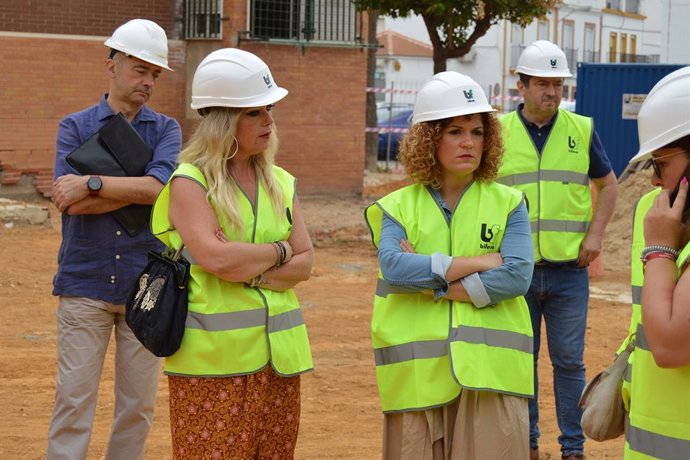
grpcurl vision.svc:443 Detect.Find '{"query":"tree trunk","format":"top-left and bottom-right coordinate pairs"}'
top-left (433, 47), bottom-right (447, 74)
top-left (364, 10), bottom-right (380, 173)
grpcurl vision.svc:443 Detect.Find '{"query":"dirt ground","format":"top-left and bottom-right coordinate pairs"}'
top-left (0, 169), bottom-right (654, 459)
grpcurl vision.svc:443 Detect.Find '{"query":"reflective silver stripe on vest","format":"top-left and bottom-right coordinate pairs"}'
top-left (627, 416), bottom-right (690, 460)
top-left (497, 170), bottom-right (589, 186)
top-left (531, 220), bottom-right (590, 233)
top-left (180, 248), bottom-right (197, 265)
top-left (496, 172), bottom-right (538, 186)
top-left (631, 285), bottom-right (642, 305)
top-left (268, 309), bottom-right (306, 333)
top-left (186, 308), bottom-right (265, 331)
top-left (635, 324), bottom-right (650, 351)
top-left (374, 340), bottom-right (448, 366)
top-left (450, 325), bottom-right (533, 353)
top-left (376, 278), bottom-right (421, 298)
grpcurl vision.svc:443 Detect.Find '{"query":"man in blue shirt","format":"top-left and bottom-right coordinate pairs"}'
top-left (498, 41), bottom-right (618, 460)
top-left (47, 19), bottom-right (181, 460)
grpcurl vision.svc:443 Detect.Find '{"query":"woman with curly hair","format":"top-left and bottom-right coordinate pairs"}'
top-left (365, 72), bottom-right (534, 459)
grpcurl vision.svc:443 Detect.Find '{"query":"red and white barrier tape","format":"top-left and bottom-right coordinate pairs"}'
top-left (365, 127), bottom-right (409, 133)
top-left (366, 87), bottom-right (418, 94)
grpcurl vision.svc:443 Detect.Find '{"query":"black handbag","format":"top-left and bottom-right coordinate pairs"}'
top-left (125, 246), bottom-right (190, 357)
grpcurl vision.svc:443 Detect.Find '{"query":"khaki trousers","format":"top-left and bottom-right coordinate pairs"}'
top-left (383, 390), bottom-right (529, 460)
top-left (46, 297), bottom-right (161, 460)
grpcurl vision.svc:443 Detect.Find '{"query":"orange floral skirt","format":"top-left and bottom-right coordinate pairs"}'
top-left (168, 366), bottom-right (301, 459)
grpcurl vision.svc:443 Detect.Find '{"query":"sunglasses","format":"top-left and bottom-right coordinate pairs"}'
top-left (650, 150), bottom-right (688, 178)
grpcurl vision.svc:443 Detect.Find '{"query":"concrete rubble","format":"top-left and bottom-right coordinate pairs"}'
top-left (0, 198), bottom-right (50, 226)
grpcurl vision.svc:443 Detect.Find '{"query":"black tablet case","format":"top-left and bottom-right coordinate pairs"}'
top-left (66, 113), bottom-right (153, 236)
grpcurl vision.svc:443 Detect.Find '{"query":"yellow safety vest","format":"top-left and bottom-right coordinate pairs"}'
top-left (151, 163), bottom-right (313, 377)
top-left (498, 109), bottom-right (593, 263)
top-left (620, 189), bottom-right (660, 410)
top-left (624, 241), bottom-right (690, 459)
top-left (365, 181), bottom-right (534, 413)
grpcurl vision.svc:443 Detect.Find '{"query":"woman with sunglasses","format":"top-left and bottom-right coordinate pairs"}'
top-left (623, 66), bottom-right (690, 459)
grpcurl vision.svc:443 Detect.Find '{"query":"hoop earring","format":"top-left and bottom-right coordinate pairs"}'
top-left (227, 136), bottom-right (238, 160)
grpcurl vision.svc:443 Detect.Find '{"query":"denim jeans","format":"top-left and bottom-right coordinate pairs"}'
top-left (526, 263), bottom-right (588, 457)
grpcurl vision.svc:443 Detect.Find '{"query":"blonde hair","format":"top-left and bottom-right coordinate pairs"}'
top-left (178, 107), bottom-right (284, 235)
top-left (398, 112), bottom-right (504, 188)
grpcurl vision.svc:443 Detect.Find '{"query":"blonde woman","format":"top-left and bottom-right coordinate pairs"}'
top-left (151, 48), bottom-right (314, 459)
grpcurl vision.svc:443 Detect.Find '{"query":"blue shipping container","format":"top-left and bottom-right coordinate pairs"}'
top-left (575, 63), bottom-right (687, 177)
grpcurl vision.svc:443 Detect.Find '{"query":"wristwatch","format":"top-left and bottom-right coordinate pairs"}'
top-left (87, 176), bottom-right (103, 196)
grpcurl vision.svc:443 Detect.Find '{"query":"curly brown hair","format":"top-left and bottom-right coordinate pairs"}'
top-left (398, 112), bottom-right (504, 188)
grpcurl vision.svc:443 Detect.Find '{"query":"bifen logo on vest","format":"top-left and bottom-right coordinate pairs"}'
top-left (567, 135), bottom-right (581, 154)
top-left (479, 223), bottom-right (501, 250)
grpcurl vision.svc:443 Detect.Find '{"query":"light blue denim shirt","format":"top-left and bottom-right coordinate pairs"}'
top-left (377, 186), bottom-right (533, 307)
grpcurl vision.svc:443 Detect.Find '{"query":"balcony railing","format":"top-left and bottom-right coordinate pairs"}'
top-left (509, 43), bottom-right (527, 68)
top-left (582, 50), bottom-right (599, 63)
top-left (563, 47), bottom-right (578, 68)
top-left (248, 0), bottom-right (362, 45)
top-left (625, 0), bottom-right (640, 14)
top-left (609, 53), bottom-right (660, 63)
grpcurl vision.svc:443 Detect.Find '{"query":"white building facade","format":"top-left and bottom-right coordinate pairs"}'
top-left (376, 0), bottom-right (690, 112)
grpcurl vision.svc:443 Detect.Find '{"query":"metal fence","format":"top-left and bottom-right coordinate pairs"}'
top-left (250, 0), bottom-right (359, 44)
top-left (184, 0), bottom-right (222, 39)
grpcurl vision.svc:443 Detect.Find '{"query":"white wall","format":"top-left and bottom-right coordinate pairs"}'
top-left (375, 0), bottom-right (685, 112)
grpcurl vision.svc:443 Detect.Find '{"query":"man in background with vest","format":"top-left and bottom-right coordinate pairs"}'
top-left (48, 19), bottom-right (181, 459)
top-left (497, 40), bottom-right (618, 460)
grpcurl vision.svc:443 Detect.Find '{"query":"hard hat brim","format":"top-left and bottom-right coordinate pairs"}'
top-left (412, 105), bottom-right (495, 125)
top-left (629, 122), bottom-right (690, 164)
top-left (191, 87), bottom-right (288, 110)
top-left (515, 67), bottom-right (572, 78)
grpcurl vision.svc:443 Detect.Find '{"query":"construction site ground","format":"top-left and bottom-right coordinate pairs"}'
top-left (0, 167), bottom-right (655, 459)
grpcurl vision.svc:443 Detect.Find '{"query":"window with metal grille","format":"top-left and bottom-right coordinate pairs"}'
top-left (249, 0), bottom-right (359, 44)
top-left (184, 0), bottom-right (222, 39)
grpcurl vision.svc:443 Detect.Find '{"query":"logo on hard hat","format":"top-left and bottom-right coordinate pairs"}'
top-left (550, 59), bottom-right (558, 68)
top-left (262, 74), bottom-right (273, 88)
top-left (462, 89), bottom-right (475, 102)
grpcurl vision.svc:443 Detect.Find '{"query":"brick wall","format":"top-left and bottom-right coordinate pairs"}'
top-left (0, 35), bottom-right (186, 197)
top-left (241, 44), bottom-right (368, 195)
top-left (0, 1), bottom-right (369, 197)
top-left (0, 0), bottom-right (181, 38)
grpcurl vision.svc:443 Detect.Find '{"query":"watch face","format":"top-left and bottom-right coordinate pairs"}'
top-left (88, 176), bottom-right (102, 192)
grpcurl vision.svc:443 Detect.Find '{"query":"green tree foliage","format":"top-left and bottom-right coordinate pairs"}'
top-left (354, 0), bottom-right (559, 73)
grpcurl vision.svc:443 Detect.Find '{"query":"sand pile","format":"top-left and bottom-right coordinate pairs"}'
top-left (603, 167), bottom-right (655, 274)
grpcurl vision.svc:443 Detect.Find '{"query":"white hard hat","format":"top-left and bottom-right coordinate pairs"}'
top-left (516, 40), bottom-right (572, 78)
top-left (412, 71), bottom-right (495, 124)
top-left (190, 48), bottom-right (288, 110)
top-left (104, 19), bottom-right (172, 71)
top-left (629, 66), bottom-right (690, 163)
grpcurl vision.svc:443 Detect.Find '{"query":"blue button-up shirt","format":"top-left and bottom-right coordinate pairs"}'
top-left (53, 95), bottom-right (182, 304)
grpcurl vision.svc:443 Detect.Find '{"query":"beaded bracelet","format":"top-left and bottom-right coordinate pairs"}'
top-left (247, 273), bottom-right (264, 288)
top-left (640, 245), bottom-right (679, 261)
top-left (274, 241), bottom-right (287, 266)
top-left (271, 242), bottom-right (282, 266)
